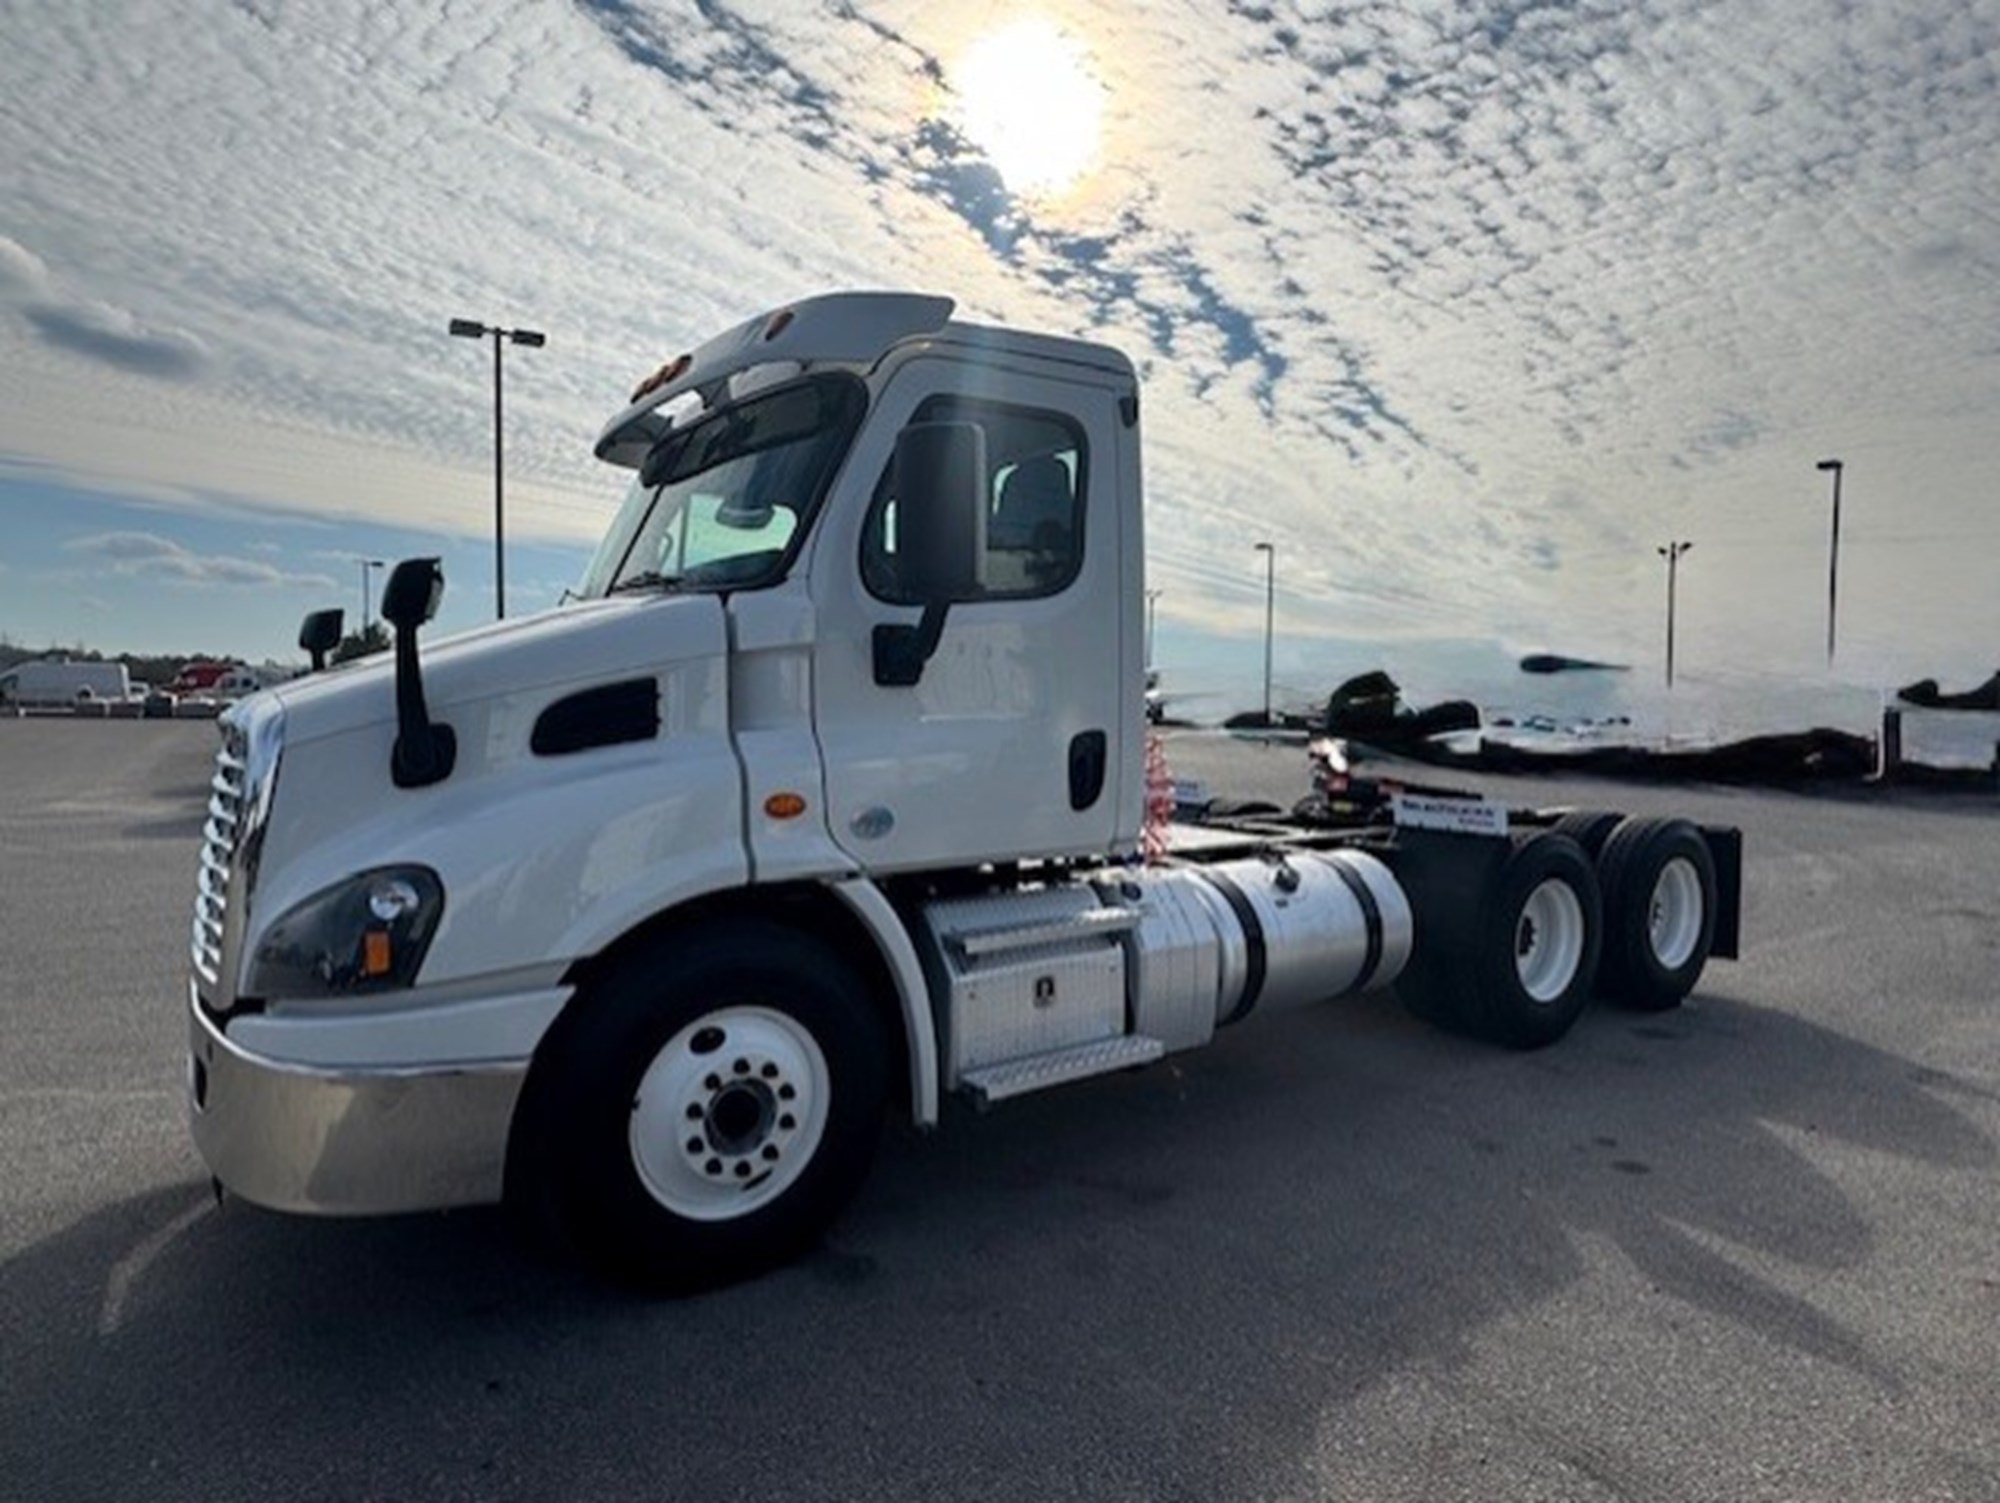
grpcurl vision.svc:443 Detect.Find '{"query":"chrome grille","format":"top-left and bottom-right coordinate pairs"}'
top-left (190, 722), bottom-right (249, 987)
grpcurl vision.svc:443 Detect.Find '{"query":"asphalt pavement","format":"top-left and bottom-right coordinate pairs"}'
top-left (3, 719), bottom-right (1997, 1501)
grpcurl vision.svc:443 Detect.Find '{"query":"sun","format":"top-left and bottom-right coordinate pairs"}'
top-left (954, 19), bottom-right (1104, 199)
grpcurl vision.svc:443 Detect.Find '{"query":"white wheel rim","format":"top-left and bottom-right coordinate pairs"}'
top-left (628, 1005), bottom-right (831, 1223)
top-left (1648, 857), bottom-right (1705, 971)
top-left (1516, 878), bottom-right (1586, 1003)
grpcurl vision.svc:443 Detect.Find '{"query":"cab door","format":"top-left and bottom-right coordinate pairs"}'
top-left (809, 357), bottom-right (1133, 873)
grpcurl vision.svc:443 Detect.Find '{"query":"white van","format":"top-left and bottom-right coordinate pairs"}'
top-left (0, 660), bottom-right (133, 707)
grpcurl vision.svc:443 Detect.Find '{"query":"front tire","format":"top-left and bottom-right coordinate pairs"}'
top-left (511, 920), bottom-right (889, 1292)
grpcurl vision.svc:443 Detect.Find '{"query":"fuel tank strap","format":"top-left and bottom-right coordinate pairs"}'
top-left (1320, 854), bottom-right (1385, 993)
top-left (1201, 870), bottom-right (1266, 1026)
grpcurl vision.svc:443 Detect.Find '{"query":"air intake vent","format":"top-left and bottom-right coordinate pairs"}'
top-left (190, 721), bottom-right (249, 986)
top-left (531, 678), bottom-right (660, 757)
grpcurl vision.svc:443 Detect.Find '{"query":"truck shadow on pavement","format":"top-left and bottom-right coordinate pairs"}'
top-left (2, 995), bottom-right (1991, 1499)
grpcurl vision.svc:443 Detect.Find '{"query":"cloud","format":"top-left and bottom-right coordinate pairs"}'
top-left (0, 236), bottom-right (50, 299)
top-left (1, 0), bottom-right (1998, 686)
top-left (0, 233), bottom-right (206, 377)
top-left (64, 531), bottom-right (335, 589)
top-left (22, 301), bottom-right (207, 379)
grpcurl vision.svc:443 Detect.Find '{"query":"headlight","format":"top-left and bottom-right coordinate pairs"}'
top-left (245, 866), bottom-right (444, 1000)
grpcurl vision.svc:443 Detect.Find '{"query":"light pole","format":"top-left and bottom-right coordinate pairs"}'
top-left (1254, 542), bottom-right (1275, 724)
top-left (1817, 458), bottom-right (1844, 665)
top-left (1659, 540), bottom-right (1692, 688)
top-left (357, 557), bottom-right (385, 635)
top-left (449, 318), bottom-right (546, 620)
top-left (1145, 588), bottom-right (1161, 664)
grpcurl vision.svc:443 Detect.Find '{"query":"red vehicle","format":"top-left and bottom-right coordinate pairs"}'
top-left (168, 661), bottom-right (234, 695)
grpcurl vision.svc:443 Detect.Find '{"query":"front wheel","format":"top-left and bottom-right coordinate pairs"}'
top-left (509, 920), bottom-right (889, 1292)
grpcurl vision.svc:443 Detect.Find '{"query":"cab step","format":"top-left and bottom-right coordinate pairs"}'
top-left (958, 1034), bottom-right (1166, 1108)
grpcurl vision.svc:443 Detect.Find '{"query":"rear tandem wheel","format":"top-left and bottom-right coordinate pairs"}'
top-left (1595, 816), bottom-right (1719, 1011)
top-left (1396, 831), bottom-right (1604, 1050)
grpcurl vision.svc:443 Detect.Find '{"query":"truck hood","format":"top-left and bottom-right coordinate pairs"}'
top-left (265, 593), bottom-right (727, 750)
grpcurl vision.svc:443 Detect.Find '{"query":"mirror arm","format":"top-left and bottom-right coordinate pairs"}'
top-left (390, 623), bottom-right (457, 787)
top-left (380, 558), bottom-right (455, 789)
top-left (871, 601), bottom-right (952, 687)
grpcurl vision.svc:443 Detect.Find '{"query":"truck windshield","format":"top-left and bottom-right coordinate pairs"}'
top-left (578, 373), bottom-right (867, 599)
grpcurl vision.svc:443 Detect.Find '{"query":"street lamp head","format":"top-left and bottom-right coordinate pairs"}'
top-left (447, 315), bottom-right (541, 621)
top-left (1253, 541), bottom-right (1274, 554)
top-left (1816, 458), bottom-right (1843, 473)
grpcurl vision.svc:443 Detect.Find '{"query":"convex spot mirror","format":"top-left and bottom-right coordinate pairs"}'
top-left (298, 608), bottom-right (344, 669)
top-left (382, 558), bottom-right (445, 631)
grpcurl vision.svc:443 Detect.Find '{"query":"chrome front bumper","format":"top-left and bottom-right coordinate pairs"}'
top-left (187, 988), bottom-right (527, 1215)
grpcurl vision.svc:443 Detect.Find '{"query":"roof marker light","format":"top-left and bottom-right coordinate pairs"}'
top-left (763, 309), bottom-right (796, 341)
top-left (631, 353), bottom-right (691, 402)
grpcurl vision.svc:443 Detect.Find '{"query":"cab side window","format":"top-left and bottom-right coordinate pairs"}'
top-left (861, 395), bottom-right (1086, 603)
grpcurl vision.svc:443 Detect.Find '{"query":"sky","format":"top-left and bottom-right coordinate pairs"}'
top-left (2, 0), bottom-right (1997, 721)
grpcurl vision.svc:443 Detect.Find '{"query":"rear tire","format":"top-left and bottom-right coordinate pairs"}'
top-left (509, 920), bottom-right (889, 1293)
top-left (1550, 809), bottom-right (1621, 859)
top-left (1397, 833), bottom-right (1602, 1049)
top-left (1596, 817), bottom-right (1717, 1011)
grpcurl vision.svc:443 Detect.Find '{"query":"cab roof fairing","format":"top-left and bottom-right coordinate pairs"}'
top-left (594, 291), bottom-right (955, 470)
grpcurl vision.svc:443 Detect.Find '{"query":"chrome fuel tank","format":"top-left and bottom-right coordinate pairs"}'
top-left (1189, 849), bottom-right (1413, 1025)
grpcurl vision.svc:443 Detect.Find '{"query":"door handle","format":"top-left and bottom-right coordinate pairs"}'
top-left (1068, 730), bottom-right (1107, 811)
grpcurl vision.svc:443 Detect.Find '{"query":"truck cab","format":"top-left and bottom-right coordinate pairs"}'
top-left (584, 292), bottom-right (1145, 877)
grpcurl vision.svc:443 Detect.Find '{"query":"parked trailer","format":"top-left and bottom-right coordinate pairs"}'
top-left (182, 293), bottom-right (1741, 1290)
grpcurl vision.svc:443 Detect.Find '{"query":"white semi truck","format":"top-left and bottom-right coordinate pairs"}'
top-left (185, 293), bottom-right (1740, 1290)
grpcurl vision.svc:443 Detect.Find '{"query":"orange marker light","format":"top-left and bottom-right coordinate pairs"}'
top-left (362, 930), bottom-right (393, 977)
top-left (763, 792), bottom-right (808, 821)
top-left (630, 352), bottom-right (691, 402)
